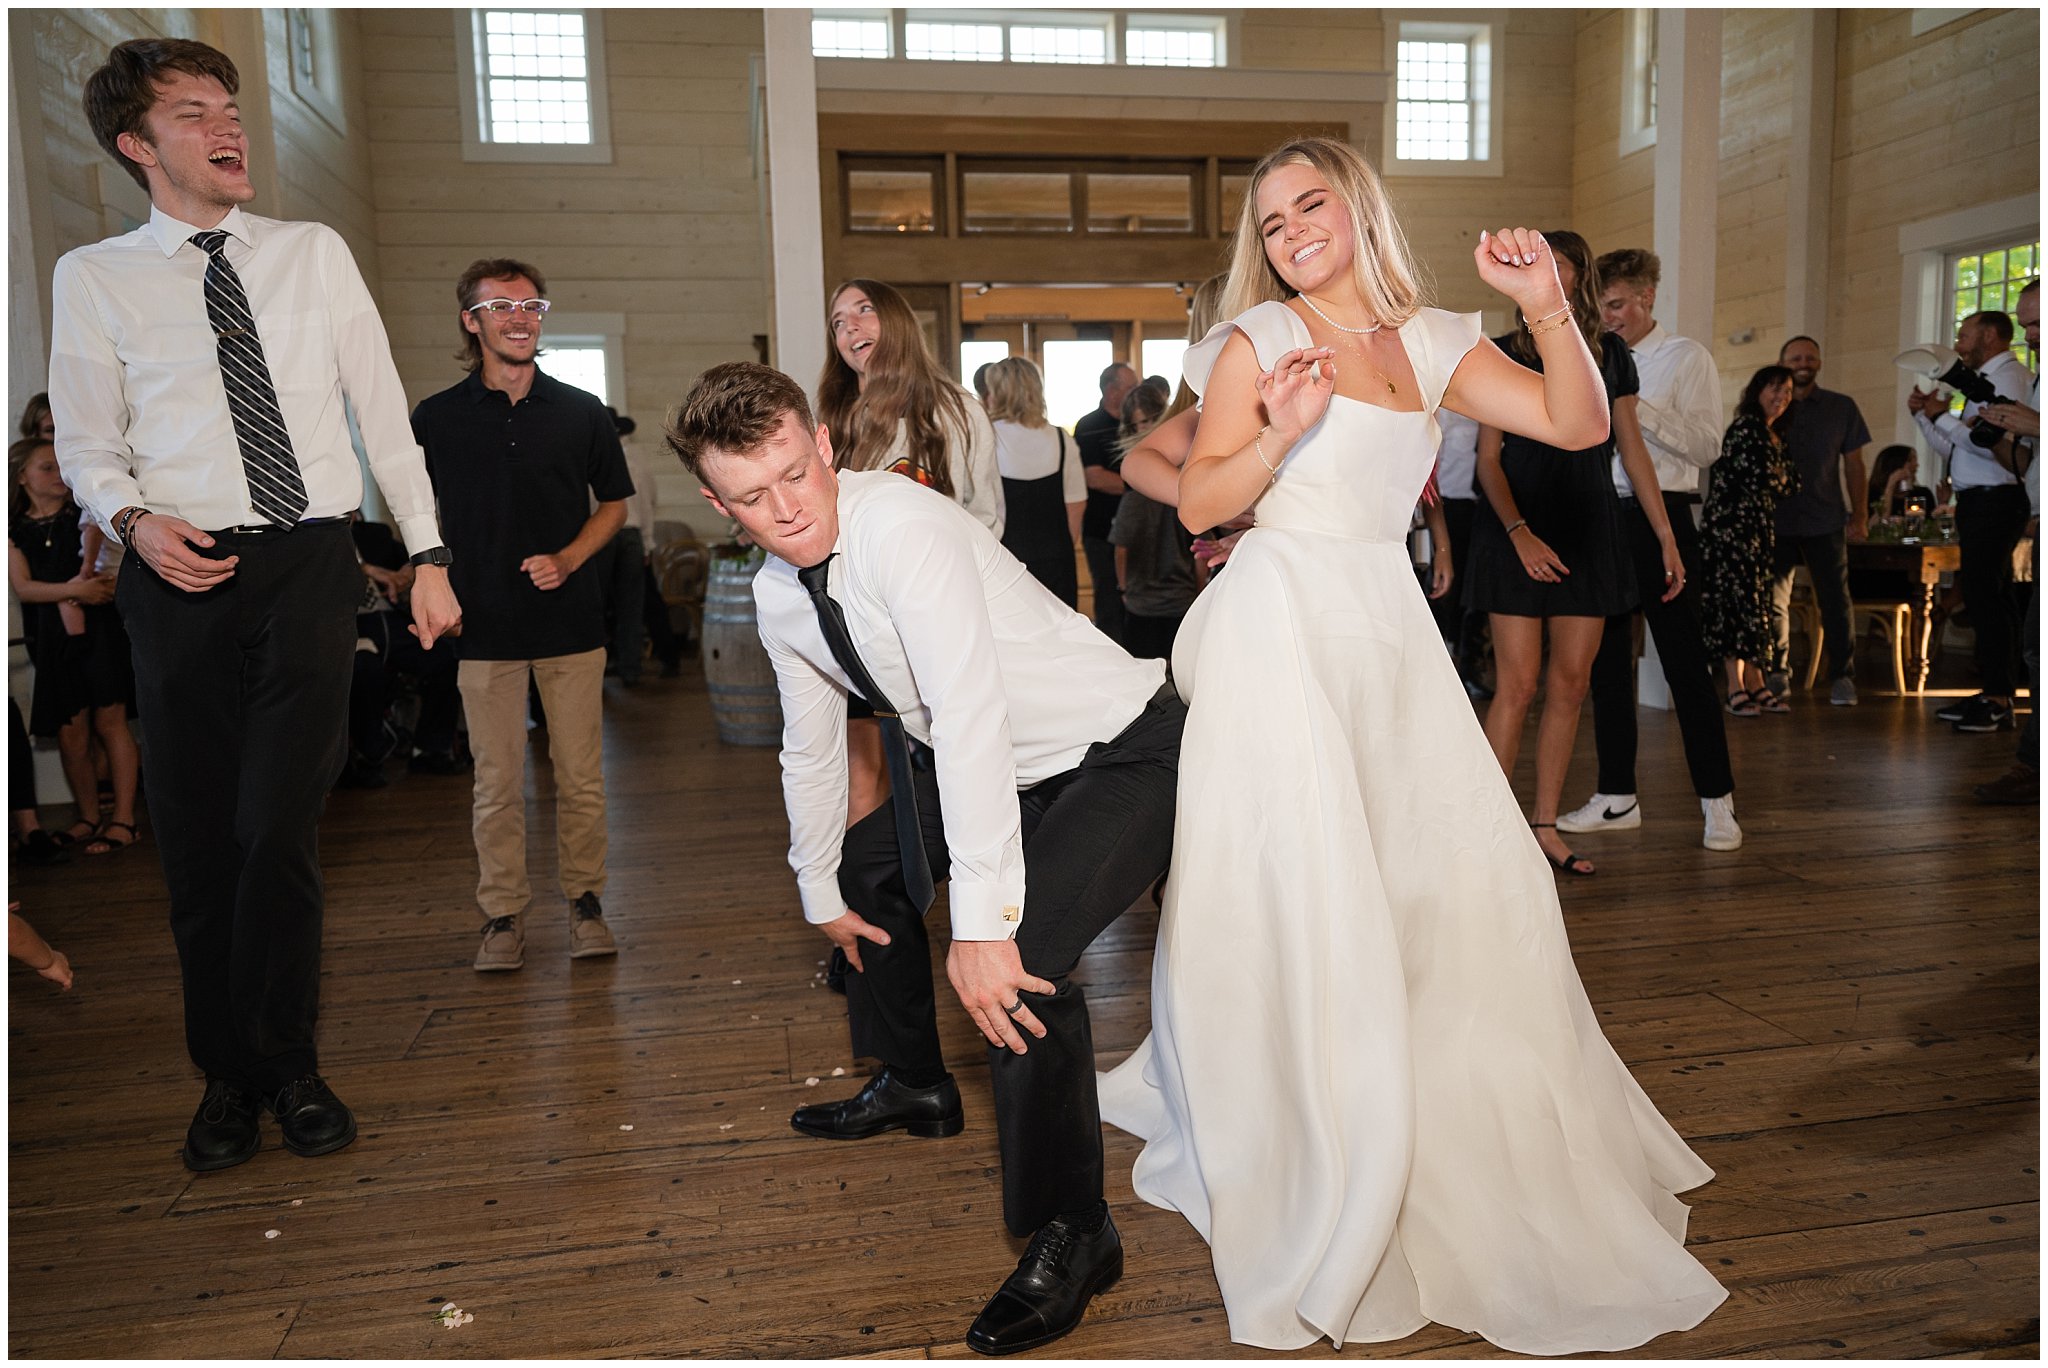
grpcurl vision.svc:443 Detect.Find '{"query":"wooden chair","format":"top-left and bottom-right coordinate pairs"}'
top-left (649, 529), bottom-right (710, 644)
top-left (1794, 576), bottom-right (1938, 695)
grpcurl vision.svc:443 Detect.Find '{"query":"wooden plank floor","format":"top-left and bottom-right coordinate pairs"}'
top-left (8, 660), bottom-right (2038, 1359)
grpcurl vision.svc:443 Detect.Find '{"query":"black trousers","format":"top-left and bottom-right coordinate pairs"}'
top-left (1122, 611), bottom-right (1185, 662)
top-left (1082, 536), bottom-right (1127, 645)
top-left (1956, 485), bottom-right (2031, 696)
top-left (593, 525), bottom-right (648, 681)
top-left (1768, 528), bottom-right (1855, 682)
top-left (350, 610), bottom-right (460, 759)
top-left (118, 522), bottom-right (359, 1093)
top-left (1428, 497), bottom-right (1489, 673)
top-left (1591, 495), bottom-right (1734, 799)
top-left (839, 689), bottom-right (1185, 1236)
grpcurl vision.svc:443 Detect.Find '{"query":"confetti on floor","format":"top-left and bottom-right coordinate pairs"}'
top-left (264, 1229), bottom-right (279, 1240)
top-left (437, 1302), bottom-right (475, 1329)
top-left (804, 1077), bottom-right (820, 1086)
top-left (719, 1123), bottom-right (735, 1131)
top-left (831, 1067), bottom-right (846, 1077)
top-left (619, 1124), bottom-right (634, 1131)
top-left (289, 1199), bottom-right (303, 1207)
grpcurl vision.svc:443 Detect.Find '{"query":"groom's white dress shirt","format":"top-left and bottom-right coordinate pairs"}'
top-left (753, 470), bottom-right (1164, 941)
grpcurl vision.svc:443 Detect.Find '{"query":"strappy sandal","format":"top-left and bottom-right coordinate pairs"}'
top-left (49, 817), bottom-right (101, 849)
top-left (1530, 822), bottom-right (1595, 877)
top-left (1750, 686), bottom-right (1791, 714)
top-left (83, 820), bottom-right (141, 856)
top-left (1724, 689), bottom-right (1761, 717)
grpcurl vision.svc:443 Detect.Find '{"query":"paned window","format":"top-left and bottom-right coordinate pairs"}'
top-left (543, 345), bottom-right (611, 406)
top-left (813, 14), bottom-right (891, 58)
top-left (1126, 26), bottom-right (1217, 67)
top-left (1010, 25), bottom-right (1108, 64)
top-left (479, 11), bottom-right (591, 144)
top-left (905, 21), bottom-right (1006, 61)
top-left (1950, 240), bottom-right (2039, 376)
top-left (458, 9), bottom-right (610, 163)
top-left (1395, 39), bottom-right (1473, 161)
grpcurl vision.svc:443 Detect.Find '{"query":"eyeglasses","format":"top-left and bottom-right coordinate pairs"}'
top-left (466, 298), bottom-right (551, 317)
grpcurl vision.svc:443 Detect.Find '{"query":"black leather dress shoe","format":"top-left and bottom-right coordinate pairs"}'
top-left (266, 1076), bottom-right (358, 1157)
top-left (789, 1068), bottom-right (964, 1140)
top-left (183, 1079), bottom-right (262, 1172)
top-left (966, 1212), bottom-right (1123, 1355)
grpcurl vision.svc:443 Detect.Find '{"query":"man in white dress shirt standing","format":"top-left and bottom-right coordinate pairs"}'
top-left (1910, 308), bottom-right (2036, 734)
top-left (1560, 248), bottom-right (1740, 852)
top-left (49, 39), bottom-right (460, 1172)
top-left (666, 363), bottom-right (1182, 1356)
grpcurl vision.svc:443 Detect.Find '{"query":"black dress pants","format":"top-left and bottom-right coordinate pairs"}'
top-left (838, 688), bottom-right (1185, 1236)
top-left (1083, 536), bottom-right (1127, 645)
top-left (118, 522), bottom-right (359, 1093)
top-left (350, 610), bottom-right (460, 760)
top-left (1956, 485), bottom-right (2031, 696)
top-left (1591, 495), bottom-right (1734, 798)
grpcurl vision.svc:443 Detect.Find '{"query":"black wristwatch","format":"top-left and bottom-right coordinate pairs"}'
top-left (408, 545), bottom-right (453, 568)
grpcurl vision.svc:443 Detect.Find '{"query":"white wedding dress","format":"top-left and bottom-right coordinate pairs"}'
top-left (1097, 301), bottom-right (1728, 1355)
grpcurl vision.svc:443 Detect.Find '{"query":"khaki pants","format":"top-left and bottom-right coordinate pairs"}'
top-left (458, 648), bottom-right (608, 923)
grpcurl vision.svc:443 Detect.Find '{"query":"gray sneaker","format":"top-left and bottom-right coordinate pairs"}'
top-left (474, 915), bottom-right (525, 972)
top-left (570, 891), bottom-right (617, 959)
top-left (1830, 677), bottom-right (1859, 707)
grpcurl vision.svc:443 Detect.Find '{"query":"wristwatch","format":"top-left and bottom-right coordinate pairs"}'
top-left (408, 545), bottom-right (453, 568)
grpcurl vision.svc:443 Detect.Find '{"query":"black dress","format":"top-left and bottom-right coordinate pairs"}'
top-left (1463, 330), bottom-right (1641, 620)
top-left (10, 507), bottom-right (132, 736)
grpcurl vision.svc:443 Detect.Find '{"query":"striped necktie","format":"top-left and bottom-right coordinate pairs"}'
top-left (190, 229), bottom-right (308, 529)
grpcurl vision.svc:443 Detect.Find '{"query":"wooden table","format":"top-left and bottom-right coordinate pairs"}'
top-left (1847, 540), bottom-right (1961, 691)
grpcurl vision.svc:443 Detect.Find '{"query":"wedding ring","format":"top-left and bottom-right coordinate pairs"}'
top-left (1003, 999), bottom-right (1025, 1016)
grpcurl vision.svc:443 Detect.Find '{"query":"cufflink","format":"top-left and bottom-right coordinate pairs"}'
top-left (1001, 905), bottom-right (1021, 922)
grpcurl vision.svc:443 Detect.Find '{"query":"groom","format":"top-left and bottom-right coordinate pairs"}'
top-left (666, 363), bottom-right (1182, 1355)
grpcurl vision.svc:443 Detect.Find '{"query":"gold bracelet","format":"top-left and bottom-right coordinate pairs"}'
top-left (1524, 302), bottom-right (1571, 331)
top-left (1527, 305), bottom-right (1575, 338)
top-left (1254, 426), bottom-right (1281, 478)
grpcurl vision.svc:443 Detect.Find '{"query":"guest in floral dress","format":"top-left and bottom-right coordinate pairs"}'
top-left (1701, 366), bottom-right (1799, 715)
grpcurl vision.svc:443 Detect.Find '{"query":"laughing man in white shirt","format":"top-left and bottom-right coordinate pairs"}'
top-left (1560, 248), bottom-right (1741, 853)
top-left (666, 362), bottom-right (1183, 1357)
top-left (48, 39), bottom-right (459, 1175)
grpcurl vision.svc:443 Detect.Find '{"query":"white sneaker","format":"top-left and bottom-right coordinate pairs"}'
top-left (1702, 794), bottom-right (1743, 851)
top-left (1556, 792), bottom-right (1641, 834)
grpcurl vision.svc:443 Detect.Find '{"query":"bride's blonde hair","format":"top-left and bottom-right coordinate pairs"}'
top-left (1221, 137), bottom-right (1426, 329)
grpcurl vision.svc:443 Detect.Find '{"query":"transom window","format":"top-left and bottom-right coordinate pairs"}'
top-left (1384, 15), bottom-right (1502, 177)
top-left (813, 10), bottom-right (1224, 67)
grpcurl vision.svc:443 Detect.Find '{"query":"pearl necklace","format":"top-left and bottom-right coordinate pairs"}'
top-left (1297, 292), bottom-right (1381, 334)
top-left (1296, 294), bottom-right (1399, 398)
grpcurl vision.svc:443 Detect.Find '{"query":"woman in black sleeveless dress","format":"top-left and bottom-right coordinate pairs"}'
top-left (1463, 232), bottom-right (1684, 876)
top-left (983, 356), bottom-right (1084, 606)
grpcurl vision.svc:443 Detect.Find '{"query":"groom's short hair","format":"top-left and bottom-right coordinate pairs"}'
top-left (665, 362), bottom-right (815, 481)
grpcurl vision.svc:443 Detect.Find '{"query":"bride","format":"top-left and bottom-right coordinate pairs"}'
top-left (1096, 136), bottom-right (1729, 1355)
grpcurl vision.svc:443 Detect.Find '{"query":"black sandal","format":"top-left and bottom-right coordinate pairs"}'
top-left (49, 817), bottom-right (100, 849)
top-left (84, 820), bottom-right (141, 856)
top-left (1531, 822), bottom-right (1595, 877)
top-left (1724, 689), bottom-right (1761, 717)
top-left (1751, 686), bottom-right (1790, 714)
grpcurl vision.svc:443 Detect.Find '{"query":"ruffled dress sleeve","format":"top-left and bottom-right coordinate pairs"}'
top-left (1178, 301), bottom-right (1311, 398)
top-left (1404, 307), bottom-right (1485, 414)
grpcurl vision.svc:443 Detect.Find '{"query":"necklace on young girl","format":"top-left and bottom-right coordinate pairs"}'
top-left (1297, 293), bottom-right (1399, 399)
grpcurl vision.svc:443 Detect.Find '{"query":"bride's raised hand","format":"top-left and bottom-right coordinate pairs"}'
top-left (1256, 346), bottom-right (1338, 442)
top-left (1474, 228), bottom-right (1568, 320)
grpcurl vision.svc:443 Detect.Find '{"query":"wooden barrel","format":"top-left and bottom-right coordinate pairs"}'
top-left (700, 553), bottom-right (780, 746)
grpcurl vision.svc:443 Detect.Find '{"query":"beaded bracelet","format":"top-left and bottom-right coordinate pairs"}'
top-left (1254, 426), bottom-right (1281, 478)
top-left (1527, 305), bottom-right (1576, 338)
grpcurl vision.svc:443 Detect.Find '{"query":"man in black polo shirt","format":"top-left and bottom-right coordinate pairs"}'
top-left (411, 257), bottom-right (634, 971)
top-left (1766, 335), bottom-right (1870, 706)
top-left (1074, 362), bottom-right (1138, 644)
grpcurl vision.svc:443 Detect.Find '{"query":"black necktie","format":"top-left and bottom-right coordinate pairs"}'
top-left (797, 556), bottom-right (936, 914)
top-left (190, 229), bottom-right (309, 529)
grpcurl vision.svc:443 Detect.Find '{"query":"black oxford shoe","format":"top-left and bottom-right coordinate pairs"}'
top-left (966, 1211), bottom-right (1124, 1355)
top-left (266, 1076), bottom-right (358, 1157)
top-left (183, 1079), bottom-right (262, 1172)
top-left (789, 1068), bottom-right (964, 1140)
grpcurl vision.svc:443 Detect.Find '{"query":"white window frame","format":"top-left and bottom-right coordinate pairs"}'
top-left (1382, 12), bottom-right (1505, 179)
top-left (812, 9), bottom-right (894, 59)
top-left (1122, 14), bottom-right (1228, 68)
top-left (1618, 8), bottom-right (1657, 156)
top-left (1896, 196), bottom-right (2037, 468)
top-left (537, 311), bottom-right (627, 411)
top-left (454, 9), bottom-right (613, 165)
